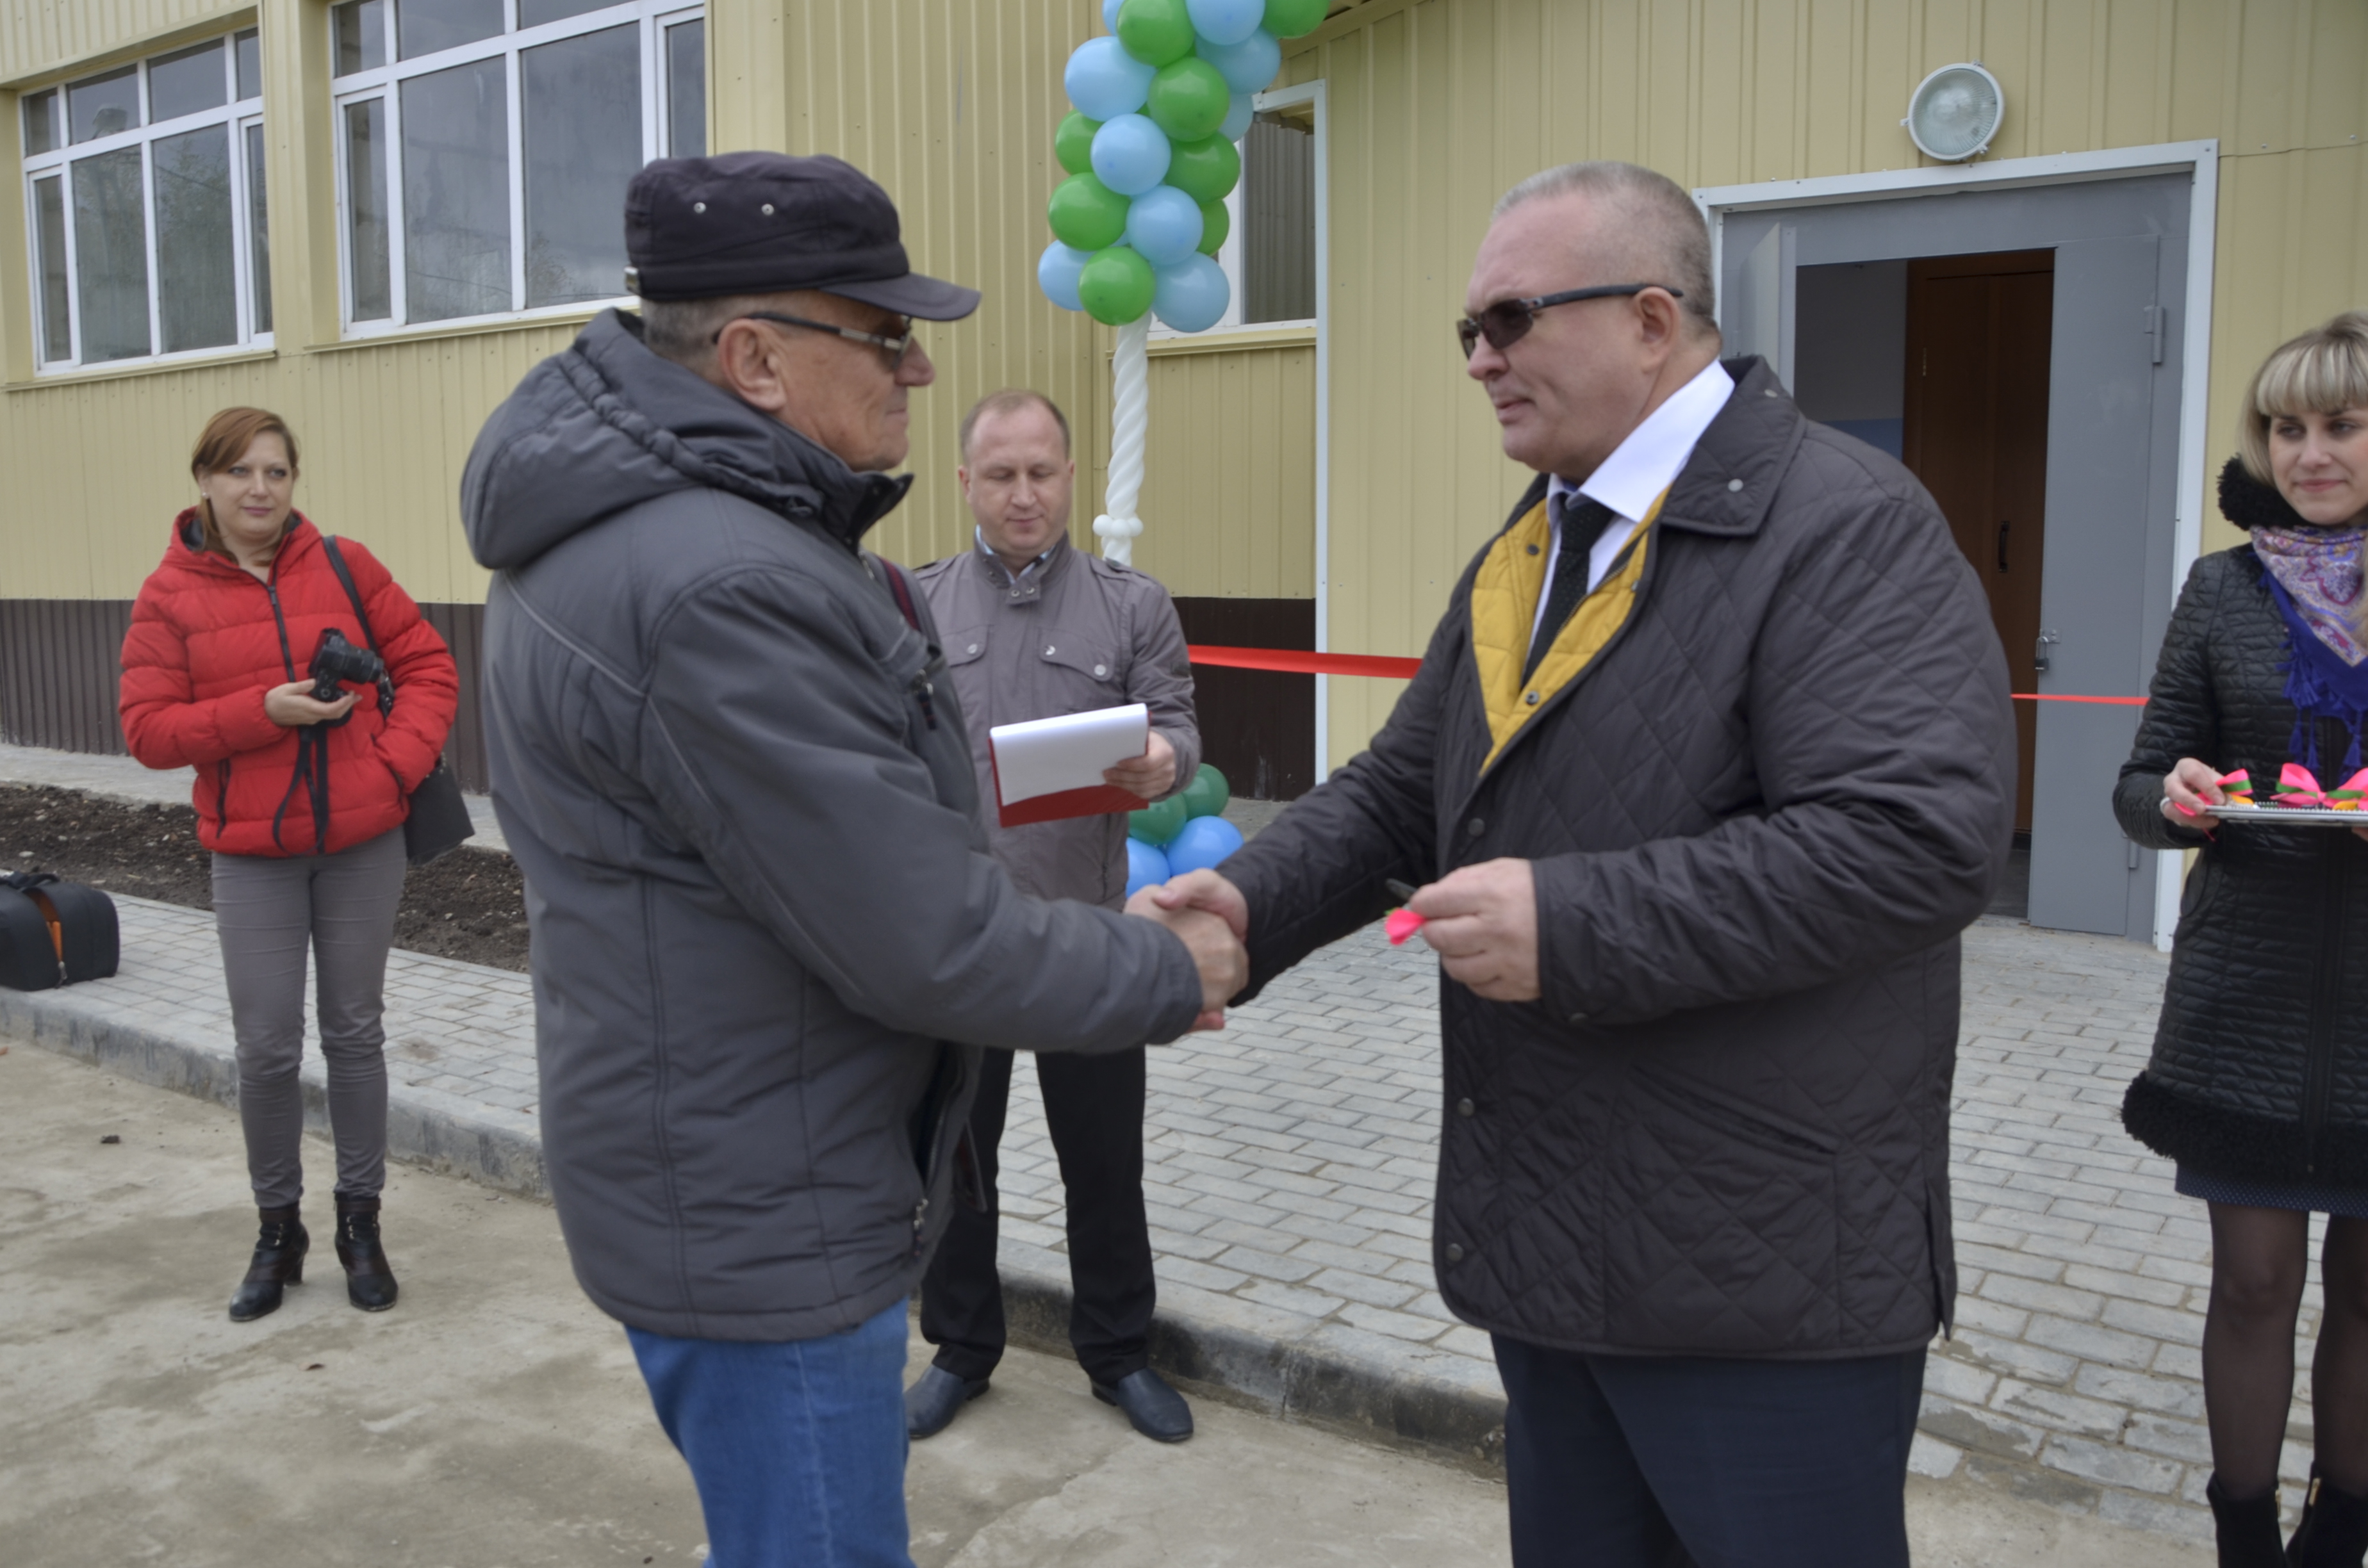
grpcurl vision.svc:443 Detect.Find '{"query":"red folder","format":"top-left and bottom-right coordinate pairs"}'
top-left (988, 746), bottom-right (1143, 828)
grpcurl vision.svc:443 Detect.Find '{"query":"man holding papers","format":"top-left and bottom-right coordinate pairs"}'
top-left (908, 389), bottom-right (1203, 1444)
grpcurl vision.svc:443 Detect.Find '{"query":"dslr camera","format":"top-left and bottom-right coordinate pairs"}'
top-left (309, 627), bottom-right (394, 722)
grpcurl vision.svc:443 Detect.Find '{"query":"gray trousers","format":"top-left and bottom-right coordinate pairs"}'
top-left (211, 828), bottom-right (407, 1209)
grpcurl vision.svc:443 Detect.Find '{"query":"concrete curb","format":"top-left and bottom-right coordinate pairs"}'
top-left (1, 981), bottom-right (1504, 1470)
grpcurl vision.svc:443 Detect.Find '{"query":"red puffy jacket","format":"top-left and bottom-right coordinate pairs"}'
top-left (120, 511), bottom-right (460, 858)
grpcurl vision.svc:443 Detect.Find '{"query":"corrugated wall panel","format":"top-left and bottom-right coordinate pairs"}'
top-left (0, 0), bottom-right (240, 83)
top-left (1290, 0), bottom-right (2368, 769)
top-left (1134, 343), bottom-right (1317, 601)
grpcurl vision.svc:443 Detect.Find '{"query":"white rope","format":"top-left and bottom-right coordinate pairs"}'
top-left (1093, 314), bottom-right (1151, 565)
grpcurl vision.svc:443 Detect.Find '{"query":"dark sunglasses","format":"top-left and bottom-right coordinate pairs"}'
top-left (1456, 283), bottom-right (1684, 359)
top-left (716, 309), bottom-right (916, 369)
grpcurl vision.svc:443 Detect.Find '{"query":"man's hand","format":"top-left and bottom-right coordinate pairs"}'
top-left (1127, 884), bottom-right (1247, 1029)
top-left (1147, 869), bottom-right (1249, 942)
top-left (1105, 730), bottom-right (1178, 801)
top-left (265, 680), bottom-right (359, 728)
top-left (1410, 859), bottom-right (1540, 1002)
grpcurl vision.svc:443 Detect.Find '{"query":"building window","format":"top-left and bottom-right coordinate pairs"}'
top-left (329, 0), bottom-right (705, 333)
top-left (19, 29), bottom-right (271, 370)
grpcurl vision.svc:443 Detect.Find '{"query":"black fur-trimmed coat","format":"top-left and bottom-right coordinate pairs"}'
top-left (2116, 460), bottom-right (2368, 1189)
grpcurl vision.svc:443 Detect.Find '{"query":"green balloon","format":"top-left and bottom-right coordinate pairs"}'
top-left (1145, 58), bottom-right (1230, 142)
top-left (1128, 794), bottom-right (1189, 847)
top-left (1055, 112), bottom-right (1101, 177)
top-left (1263, 0), bottom-right (1329, 38)
top-left (1047, 174), bottom-right (1130, 252)
top-left (1181, 764), bottom-right (1231, 819)
top-left (1115, 0), bottom-right (1196, 67)
top-left (1163, 133), bottom-right (1242, 205)
top-left (1078, 245), bottom-right (1156, 325)
top-left (1196, 197), bottom-right (1230, 256)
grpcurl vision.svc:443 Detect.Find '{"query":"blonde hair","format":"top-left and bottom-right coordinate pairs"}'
top-left (2239, 311), bottom-right (2368, 483)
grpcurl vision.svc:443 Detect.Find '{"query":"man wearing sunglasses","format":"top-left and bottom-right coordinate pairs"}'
top-left (1154, 159), bottom-right (2014, 1565)
top-left (462, 151), bottom-right (1247, 1567)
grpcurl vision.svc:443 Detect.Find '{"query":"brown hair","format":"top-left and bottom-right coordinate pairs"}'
top-left (2239, 312), bottom-right (2368, 484)
top-left (190, 407), bottom-right (300, 558)
top-left (959, 389), bottom-right (1071, 461)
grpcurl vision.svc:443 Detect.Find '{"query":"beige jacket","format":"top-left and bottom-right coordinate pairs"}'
top-left (914, 534), bottom-right (1201, 908)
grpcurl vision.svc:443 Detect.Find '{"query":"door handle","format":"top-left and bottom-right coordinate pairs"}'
top-left (2035, 630), bottom-right (2060, 675)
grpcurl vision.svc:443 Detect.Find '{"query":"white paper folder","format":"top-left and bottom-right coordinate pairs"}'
top-left (987, 703), bottom-right (1149, 827)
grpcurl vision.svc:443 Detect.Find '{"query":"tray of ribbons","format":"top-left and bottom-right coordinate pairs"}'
top-left (2204, 765), bottom-right (2368, 827)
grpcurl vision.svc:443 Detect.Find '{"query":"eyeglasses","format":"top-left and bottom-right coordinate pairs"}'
top-left (1456, 283), bottom-right (1684, 360)
top-left (717, 309), bottom-right (917, 369)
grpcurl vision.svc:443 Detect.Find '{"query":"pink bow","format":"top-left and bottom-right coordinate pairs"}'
top-left (2278, 764), bottom-right (2330, 809)
top-left (1385, 908), bottom-right (1426, 946)
top-left (2217, 769), bottom-right (2254, 804)
top-left (2335, 769), bottom-right (2368, 811)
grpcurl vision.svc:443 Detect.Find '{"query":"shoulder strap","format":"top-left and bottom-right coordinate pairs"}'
top-left (875, 556), bottom-right (924, 634)
top-left (320, 536), bottom-right (379, 653)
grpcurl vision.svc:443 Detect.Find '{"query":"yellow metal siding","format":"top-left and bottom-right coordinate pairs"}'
top-left (1290, 0), bottom-right (2368, 767)
top-left (1134, 343), bottom-right (1318, 599)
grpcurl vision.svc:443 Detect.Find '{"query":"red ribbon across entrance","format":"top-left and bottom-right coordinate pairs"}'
top-left (1185, 644), bottom-right (2148, 705)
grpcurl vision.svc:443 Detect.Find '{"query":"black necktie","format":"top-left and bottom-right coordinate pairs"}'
top-left (1525, 493), bottom-right (1618, 680)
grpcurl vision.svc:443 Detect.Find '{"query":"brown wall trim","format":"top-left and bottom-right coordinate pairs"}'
top-left (0, 600), bottom-right (134, 757)
top-left (1171, 597), bottom-right (1315, 801)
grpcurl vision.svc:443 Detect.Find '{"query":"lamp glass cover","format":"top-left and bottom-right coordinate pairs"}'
top-left (1907, 65), bottom-right (2002, 161)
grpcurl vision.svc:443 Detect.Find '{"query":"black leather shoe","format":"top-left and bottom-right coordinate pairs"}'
top-left (2205, 1474), bottom-right (2285, 1568)
top-left (227, 1205), bottom-right (307, 1322)
top-left (334, 1193), bottom-right (399, 1312)
top-left (1091, 1368), bottom-right (1192, 1443)
top-left (905, 1365), bottom-right (988, 1439)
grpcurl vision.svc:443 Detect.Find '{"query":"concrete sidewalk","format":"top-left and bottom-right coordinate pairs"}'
top-left (0, 741), bottom-right (2305, 1544)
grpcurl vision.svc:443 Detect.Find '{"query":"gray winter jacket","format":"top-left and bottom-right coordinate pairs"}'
top-left (460, 310), bottom-right (1205, 1342)
top-left (1218, 358), bottom-right (2015, 1358)
top-left (916, 535), bottom-right (1200, 908)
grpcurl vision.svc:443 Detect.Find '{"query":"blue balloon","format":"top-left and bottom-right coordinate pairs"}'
top-left (1066, 37), bottom-right (1156, 120)
top-left (1104, 0), bottom-right (1125, 31)
top-left (1187, 0), bottom-right (1265, 46)
top-left (1219, 90), bottom-right (1256, 142)
top-left (1153, 253), bottom-right (1231, 332)
top-left (1037, 241), bottom-right (1090, 311)
top-left (1091, 113), bottom-right (1172, 197)
top-left (1165, 814), bottom-right (1244, 876)
top-left (1125, 838), bottom-right (1173, 899)
top-left (1126, 186), bottom-right (1205, 267)
top-left (1196, 28), bottom-right (1280, 95)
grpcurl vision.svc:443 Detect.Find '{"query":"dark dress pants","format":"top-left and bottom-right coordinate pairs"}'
top-left (921, 1044), bottom-right (1155, 1385)
top-left (1492, 1334), bottom-right (1925, 1568)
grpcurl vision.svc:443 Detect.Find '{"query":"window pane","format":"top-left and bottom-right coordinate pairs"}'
top-left (397, 0), bottom-right (504, 61)
top-left (521, 0), bottom-right (628, 24)
top-left (522, 26), bottom-right (638, 307)
top-left (400, 58), bottom-right (510, 322)
top-left (154, 126), bottom-right (238, 352)
top-left (33, 175), bottom-right (70, 361)
top-left (22, 88), bottom-right (58, 156)
top-left (71, 147), bottom-right (151, 360)
top-left (149, 41), bottom-right (227, 123)
top-left (68, 67), bottom-right (141, 144)
top-left (667, 20), bottom-right (705, 158)
top-left (246, 122), bottom-right (274, 333)
top-left (345, 99), bottom-right (392, 320)
top-left (236, 30), bottom-right (263, 101)
top-left (1241, 117), bottom-right (1315, 324)
top-left (334, 0), bottom-right (388, 76)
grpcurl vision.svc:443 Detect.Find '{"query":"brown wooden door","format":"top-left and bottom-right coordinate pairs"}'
top-left (1902, 250), bottom-right (2053, 833)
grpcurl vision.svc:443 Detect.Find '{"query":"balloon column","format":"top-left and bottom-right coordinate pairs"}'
top-left (1124, 765), bottom-right (1246, 897)
top-left (1042, 0), bottom-right (1328, 564)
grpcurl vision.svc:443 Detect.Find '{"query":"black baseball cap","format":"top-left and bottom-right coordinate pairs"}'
top-left (623, 151), bottom-right (980, 321)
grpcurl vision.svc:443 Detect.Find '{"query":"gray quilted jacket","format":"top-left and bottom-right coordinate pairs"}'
top-left (2116, 461), bottom-right (2368, 1189)
top-left (460, 310), bottom-right (1204, 1342)
top-left (1219, 357), bottom-right (2016, 1357)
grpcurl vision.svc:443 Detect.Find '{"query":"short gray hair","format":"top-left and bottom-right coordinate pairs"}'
top-left (1494, 162), bottom-right (1717, 336)
top-left (637, 292), bottom-right (777, 368)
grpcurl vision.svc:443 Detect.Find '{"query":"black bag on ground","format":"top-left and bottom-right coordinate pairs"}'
top-left (0, 872), bottom-right (119, 990)
top-left (319, 535), bottom-right (477, 867)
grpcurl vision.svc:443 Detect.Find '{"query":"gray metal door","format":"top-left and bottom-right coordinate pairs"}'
top-left (2025, 235), bottom-right (2160, 935)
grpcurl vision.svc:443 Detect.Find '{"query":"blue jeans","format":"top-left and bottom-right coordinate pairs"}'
top-left (628, 1300), bottom-right (912, 1568)
top-left (1493, 1335), bottom-right (1925, 1568)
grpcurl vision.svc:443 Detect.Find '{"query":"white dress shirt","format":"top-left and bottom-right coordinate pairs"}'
top-left (1530, 359), bottom-right (1736, 648)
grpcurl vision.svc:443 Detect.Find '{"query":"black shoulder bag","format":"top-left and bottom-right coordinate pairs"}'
top-left (321, 536), bottom-right (476, 866)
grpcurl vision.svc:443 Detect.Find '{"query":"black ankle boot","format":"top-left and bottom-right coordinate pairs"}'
top-left (227, 1205), bottom-right (307, 1322)
top-left (2289, 1467), bottom-right (2368, 1567)
top-left (333, 1193), bottom-right (399, 1312)
top-left (2207, 1474), bottom-right (2287, 1568)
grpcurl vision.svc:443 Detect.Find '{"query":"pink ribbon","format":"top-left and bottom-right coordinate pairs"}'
top-left (1385, 908), bottom-right (1426, 946)
top-left (2278, 764), bottom-right (2330, 809)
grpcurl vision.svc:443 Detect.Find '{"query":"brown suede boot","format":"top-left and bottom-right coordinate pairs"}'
top-left (227, 1205), bottom-right (307, 1322)
top-left (333, 1193), bottom-right (399, 1312)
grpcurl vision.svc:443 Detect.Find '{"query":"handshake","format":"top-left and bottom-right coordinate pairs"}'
top-left (1124, 870), bottom-right (1251, 1031)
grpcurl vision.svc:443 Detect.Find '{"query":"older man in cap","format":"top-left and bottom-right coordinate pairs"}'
top-left (462, 152), bottom-right (1245, 1567)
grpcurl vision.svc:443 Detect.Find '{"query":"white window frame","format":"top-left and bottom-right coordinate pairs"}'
top-left (1146, 85), bottom-right (1322, 346)
top-left (329, 0), bottom-right (705, 339)
top-left (20, 29), bottom-right (272, 374)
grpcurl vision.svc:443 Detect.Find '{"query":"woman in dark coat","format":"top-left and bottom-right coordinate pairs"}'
top-left (2117, 312), bottom-right (2368, 1568)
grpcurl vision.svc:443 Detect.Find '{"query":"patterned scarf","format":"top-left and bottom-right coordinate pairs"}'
top-left (2253, 523), bottom-right (2368, 772)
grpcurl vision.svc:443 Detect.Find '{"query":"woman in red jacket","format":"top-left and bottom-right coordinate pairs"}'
top-left (121, 407), bottom-right (458, 1323)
